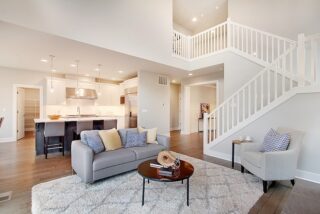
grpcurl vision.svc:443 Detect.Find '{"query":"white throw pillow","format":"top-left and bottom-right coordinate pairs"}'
top-left (138, 126), bottom-right (158, 144)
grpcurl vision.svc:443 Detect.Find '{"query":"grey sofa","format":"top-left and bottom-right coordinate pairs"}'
top-left (71, 128), bottom-right (170, 183)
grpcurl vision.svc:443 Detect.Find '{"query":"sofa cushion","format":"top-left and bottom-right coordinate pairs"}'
top-left (128, 143), bottom-right (166, 160)
top-left (243, 151), bottom-right (262, 168)
top-left (261, 128), bottom-right (291, 152)
top-left (138, 126), bottom-right (158, 144)
top-left (118, 128), bottom-right (138, 145)
top-left (124, 131), bottom-right (147, 148)
top-left (80, 130), bottom-right (105, 154)
top-left (93, 149), bottom-right (136, 171)
top-left (99, 128), bottom-right (122, 151)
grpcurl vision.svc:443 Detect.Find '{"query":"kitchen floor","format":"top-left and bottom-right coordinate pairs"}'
top-left (0, 130), bottom-right (317, 213)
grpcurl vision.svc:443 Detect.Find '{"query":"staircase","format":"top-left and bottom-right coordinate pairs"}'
top-left (172, 20), bottom-right (320, 147)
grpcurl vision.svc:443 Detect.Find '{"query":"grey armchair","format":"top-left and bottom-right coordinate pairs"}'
top-left (240, 127), bottom-right (304, 193)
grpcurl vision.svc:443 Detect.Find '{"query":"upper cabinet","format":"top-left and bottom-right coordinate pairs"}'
top-left (46, 78), bottom-right (121, 106)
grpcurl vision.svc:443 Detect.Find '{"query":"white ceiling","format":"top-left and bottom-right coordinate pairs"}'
top-left (0, 21), bottom-right (222, 82)
top-left (173, 0), bottom-right (228, 34)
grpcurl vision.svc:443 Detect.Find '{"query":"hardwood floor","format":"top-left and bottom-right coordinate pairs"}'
top-left (0, 130), bottom-right (313, 213)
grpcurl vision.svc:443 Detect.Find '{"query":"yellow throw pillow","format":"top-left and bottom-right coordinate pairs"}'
top-left (138, 126), bottom-right (158, 144)
top-left (99, 128), bottom-right (122, 151)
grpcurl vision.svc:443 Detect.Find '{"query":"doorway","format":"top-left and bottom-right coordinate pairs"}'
top-left (14, 85), bottom-right (42, 141)
top-left (182, 80), bottom-right (219, 134)
top-left (170, 83), bottom-right (181, 131)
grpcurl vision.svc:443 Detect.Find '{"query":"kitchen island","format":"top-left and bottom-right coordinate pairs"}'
top-left (34, 116), bottom-right (124, 156)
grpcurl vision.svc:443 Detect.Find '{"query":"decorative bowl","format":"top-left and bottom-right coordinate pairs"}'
top-left (48, 115), bottom-right (61, 120)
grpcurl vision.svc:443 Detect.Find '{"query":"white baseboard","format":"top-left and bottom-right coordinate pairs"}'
top-left (205, 150), bottom-right (320, 184)
top-left (170, 127), bottom-right (180, 131)
top-left (0, 137), bottom-right (16, 143)
top-left (296, 169), bottom-right (320, 184)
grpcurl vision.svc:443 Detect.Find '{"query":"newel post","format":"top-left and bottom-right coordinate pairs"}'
top-left (297, 33), bottom-right (306, 86)
top-left (203, 113), bottom-right (208, 145)
top-left (227, 18), bottom-right (231, 48)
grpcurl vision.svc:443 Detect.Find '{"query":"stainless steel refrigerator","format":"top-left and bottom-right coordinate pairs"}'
top-left (124, 87), bottom-right (137, 128)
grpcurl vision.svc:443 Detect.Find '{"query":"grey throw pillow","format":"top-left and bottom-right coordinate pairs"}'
top-left (124, 131), bottom-right (147, 148)
top-left (118, 128), bottom-right (138, 146)
top-left (261, 129), bottom-right (290, 152)
top-left (80, 130), bottom-right (105, 154)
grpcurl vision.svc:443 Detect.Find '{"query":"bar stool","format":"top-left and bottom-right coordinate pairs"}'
top-left (73, 121), bottom-right (93, 140)
top-left (104, 119), bottom-right (117, 130)
top-left (44, 122), bottom-right (65, 159)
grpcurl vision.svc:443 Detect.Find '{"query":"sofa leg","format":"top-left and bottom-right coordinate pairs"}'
top-left (241, 165), bottom-right (244, 173)
top-left (263, 180), bottom-right (268, 193)
top-left (290, 179), bottom-right (295, 186)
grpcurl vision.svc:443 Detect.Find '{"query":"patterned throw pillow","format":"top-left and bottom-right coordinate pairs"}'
top-left (124, 131), bottom-right (147, 148)
top-left (138, 126), bottom-right (158, 144)
top-left (80, 130), bottom-right (105, 154)
top-left (261, 129), bottom-right (290, 152)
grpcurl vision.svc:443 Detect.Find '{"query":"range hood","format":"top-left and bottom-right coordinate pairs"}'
top-left (66, 88), bottom-right (98, 100)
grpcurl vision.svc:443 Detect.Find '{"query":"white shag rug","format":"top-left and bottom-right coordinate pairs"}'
top-left (32, 153), bottom-right (263, 214)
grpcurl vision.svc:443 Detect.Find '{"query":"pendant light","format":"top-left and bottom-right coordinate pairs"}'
top-left (49, 55), bottom-right (55, 93)
top-left (97, 64), bottom-right (102, 96)
top-left (75, 60), bottom-right (80, 96)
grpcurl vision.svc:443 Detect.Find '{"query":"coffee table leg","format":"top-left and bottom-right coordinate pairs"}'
top-left (232, 143), bottom-right (235, 169)
top-left (142, 178), bottom-right (145, 206)
top-left (187, 178), bottom-right (190, 206)
top-left (181, 179), bottom-right (183, 184)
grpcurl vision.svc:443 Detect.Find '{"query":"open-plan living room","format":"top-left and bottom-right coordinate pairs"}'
top-left (0, 0), bottom-right (320, 213)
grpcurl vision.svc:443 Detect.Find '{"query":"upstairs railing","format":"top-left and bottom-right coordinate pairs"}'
top-left (172, 19), bottom-right (296, 66)
top-left (203, 33), bottom-right (320, 145)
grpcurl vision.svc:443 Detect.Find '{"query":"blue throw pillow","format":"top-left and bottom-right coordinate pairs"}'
top-left (261, 129), bottom-right (290, 152)
top-left (118, 128), bottom-right (138, 146)
top-left (80, 130), bottom-right (105, 154)
top-left (124, 131), bottom-right (147, 148)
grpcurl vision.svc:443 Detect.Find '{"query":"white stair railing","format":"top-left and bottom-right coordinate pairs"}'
top-left (204, 33), bottom-right (320, 145)
top-left (172, 19), bottom-right (296, 66)
top-left (228, 21), bottom-right (296, 66)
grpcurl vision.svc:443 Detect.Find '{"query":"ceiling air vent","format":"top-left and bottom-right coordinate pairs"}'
top-left (158, 76), bottom-right (168, 86)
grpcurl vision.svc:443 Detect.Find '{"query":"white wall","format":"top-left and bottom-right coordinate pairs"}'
top-left (190, 85), bottom-right (216, 133)
top-left (0, 0), bottom-right (179, 67)
top-left (228, 0), bottom-right (320, 39)
top-left (224, 52), bottom-right (263, 98)
top-left (206, 92), bottom-right (320, 182)
top-left (173, 22), bottom-right (193, 36)
top-left (170, 83), bottom-right (180, 130)
top-left (138, 71), bottom-right (170, 135)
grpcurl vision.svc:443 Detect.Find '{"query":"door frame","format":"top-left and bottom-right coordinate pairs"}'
top-left (13, 84), bottom-right (44, 141)
top-left (181, 80), bottom-right (219, 135)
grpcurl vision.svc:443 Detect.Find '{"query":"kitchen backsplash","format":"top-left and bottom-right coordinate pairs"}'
top-left (46, 105), bottom-right (125, 117)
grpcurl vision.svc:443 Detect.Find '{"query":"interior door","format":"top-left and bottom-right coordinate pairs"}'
top-left (17, 88), bottom-right (25, 140)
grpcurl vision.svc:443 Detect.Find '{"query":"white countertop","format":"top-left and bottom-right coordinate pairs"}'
top-left (34, 116), bottom-right (124, 123)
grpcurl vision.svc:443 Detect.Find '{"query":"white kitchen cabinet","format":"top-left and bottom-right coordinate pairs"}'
top-left (46, 79), bottom-right (66, 105)
top-left (96, 84), bottom-right (120, 106)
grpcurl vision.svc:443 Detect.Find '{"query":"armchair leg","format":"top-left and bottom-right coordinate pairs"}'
top-left (241, 165), bottom-right (245, 173)
top-left (290, 179), bottom-right (295, 186)
top-left (263, 180), bottom-right (268, 193)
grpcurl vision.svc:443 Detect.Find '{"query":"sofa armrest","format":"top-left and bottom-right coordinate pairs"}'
top-left (71, 140), bottom-right (94, 183)
top-left (157, 134), bottom-right (170, 149)
top-left (262, 149), bottom-right (298, 180)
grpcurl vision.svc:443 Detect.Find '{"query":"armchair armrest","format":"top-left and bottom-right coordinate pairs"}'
top-left (262, 149), bottom-right (298, 180)
top-left (157, 134), bottom-right (170, 149)
top-left (71, 140), bottom-right (94, 183)
top-left (241, 142), bottom-right (262, 154)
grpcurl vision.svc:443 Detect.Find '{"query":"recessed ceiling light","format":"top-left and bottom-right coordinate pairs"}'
top-left (172, 80), bottom-right (176, 83)
top-left (70, 64), bottom-right (76, 67)
top-left (188, 73), bottom-right (193, 76)
top-left (192, 17), bottom-right (197, 22)
top-left (40, 58), bottom-right (48, 63)
top-left (118, 70), bottom-right (123, 74)
top-left (215, 6), bottom-right (219, 10)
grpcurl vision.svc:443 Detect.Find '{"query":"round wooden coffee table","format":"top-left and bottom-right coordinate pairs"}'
top-left (137, 159), bottom-right (194, 206)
